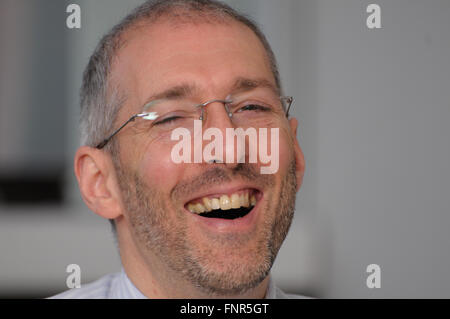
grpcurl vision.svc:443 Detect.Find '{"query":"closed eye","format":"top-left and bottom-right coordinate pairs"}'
top-left (153, 115), bottom-right (184, 126)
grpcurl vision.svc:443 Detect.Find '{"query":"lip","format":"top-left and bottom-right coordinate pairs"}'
top-left (182, 183), bottom-right (263, 233)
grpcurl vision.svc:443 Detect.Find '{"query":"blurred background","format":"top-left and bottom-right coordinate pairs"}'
top-left (0, 0), bottom-right (449, 298)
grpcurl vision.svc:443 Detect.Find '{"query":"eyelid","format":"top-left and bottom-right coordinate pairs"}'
top-left (230, 99), bottom-right (273, 111)
top-left (152, 109), bottom-right (199, 125)
top-left (153, 115), bottom-right (182, 126)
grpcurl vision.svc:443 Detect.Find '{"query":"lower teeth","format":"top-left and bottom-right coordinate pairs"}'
top-left (198, 207), bottom-right (252, 219)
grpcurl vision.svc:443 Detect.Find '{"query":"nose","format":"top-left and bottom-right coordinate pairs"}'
top-left (201, 99), bottom-right (233, 129)
top-left (200, 100), bottom-right (243, 168)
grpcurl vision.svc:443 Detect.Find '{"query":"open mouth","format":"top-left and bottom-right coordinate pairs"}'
top-left (185, 189), bottom-right (259, 220)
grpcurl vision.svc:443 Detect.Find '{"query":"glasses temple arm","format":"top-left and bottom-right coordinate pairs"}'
top-left (282, 96), bottom-right (294, 117)
top-left (96, 114), bottom-right (139, 149)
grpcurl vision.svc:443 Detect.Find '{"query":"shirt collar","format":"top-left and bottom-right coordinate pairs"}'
top-left (113, 268), bottom-right (274, 299)
top-left (265, 275), bottom-right (277, 299)
top-left (109, 268), bottom-right (146, 299)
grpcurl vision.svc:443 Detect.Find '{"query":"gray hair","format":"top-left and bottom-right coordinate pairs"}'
top-left (79, 0), bottom-right (281, 149)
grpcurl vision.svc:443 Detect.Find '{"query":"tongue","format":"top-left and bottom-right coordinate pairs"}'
top-left (198, 207), bottom-right (251, 219)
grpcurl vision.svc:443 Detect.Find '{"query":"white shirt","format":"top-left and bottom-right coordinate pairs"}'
top-left (49, 269), bottom-right (308, 299)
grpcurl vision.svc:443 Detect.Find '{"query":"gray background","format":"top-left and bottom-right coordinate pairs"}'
top-left (0, 0), bottom-right (449, 298)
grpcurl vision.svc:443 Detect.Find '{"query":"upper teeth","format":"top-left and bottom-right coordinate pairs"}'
top-left (187, 192), bottom-right (257, 214)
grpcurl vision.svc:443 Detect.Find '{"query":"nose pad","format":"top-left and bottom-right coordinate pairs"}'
top-left (199, 99), bottom-right (233, 124)
top-left (199, 104), bottom-right (232, 121)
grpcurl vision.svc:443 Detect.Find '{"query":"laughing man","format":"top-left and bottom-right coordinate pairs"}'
top-left (52, 0), bottom-right (305, 299)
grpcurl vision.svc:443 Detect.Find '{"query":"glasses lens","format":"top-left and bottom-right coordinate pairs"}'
top-left (226, 89), bottom-right (287, 127)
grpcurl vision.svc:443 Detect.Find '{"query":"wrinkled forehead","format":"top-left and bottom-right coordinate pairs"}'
top-left (110, 19), bottom-right (275, 114)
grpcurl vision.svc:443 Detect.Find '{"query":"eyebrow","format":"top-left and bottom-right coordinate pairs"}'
top-left (142, 83), bottom-right (198, 110)
top-left (230, 77), bottom-right (280, 96)
top-left (140, 77), bottom-right (279, 111)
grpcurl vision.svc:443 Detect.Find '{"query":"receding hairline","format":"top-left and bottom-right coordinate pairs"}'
top-left (113, 11), bottom-right (239, 59)
top-left (109, 10), bottom-right (273, 76)
top-left (110, 5), bottom-right (249, 62)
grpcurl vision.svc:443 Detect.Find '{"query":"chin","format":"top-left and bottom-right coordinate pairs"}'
top-left (182, 236), bottom-right (274, 296)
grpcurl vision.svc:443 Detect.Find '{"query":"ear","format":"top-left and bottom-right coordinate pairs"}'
top-left (289, 118), bottom-right (305, 192)
top-left (74, 146), bottom-right (123, 220)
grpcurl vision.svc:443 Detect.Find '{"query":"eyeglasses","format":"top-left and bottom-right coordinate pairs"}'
top-left (96, 88), bottom-right (294, 149)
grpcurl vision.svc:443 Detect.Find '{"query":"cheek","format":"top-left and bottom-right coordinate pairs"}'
top-left (137, 141), bottom-right (184, 191)
top-left (274, 128), bottom-right (295, 174)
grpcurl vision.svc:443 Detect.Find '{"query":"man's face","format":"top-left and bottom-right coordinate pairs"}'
top-left (111, 20), bottom-right (303, 295)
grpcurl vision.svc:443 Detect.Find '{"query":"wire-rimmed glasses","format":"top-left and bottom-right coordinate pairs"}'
top-left (96, 89), bottom-right (293, 149)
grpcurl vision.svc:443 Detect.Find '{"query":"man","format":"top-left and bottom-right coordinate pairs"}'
top-left (52, 0), bottom-right (305, 299)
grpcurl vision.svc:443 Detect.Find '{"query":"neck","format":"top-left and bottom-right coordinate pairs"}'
top-left (116, 220), bottom-right (269, 298)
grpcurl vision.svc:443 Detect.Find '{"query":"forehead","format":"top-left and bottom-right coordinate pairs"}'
top-left (112, 19), bottom-right (274, 114)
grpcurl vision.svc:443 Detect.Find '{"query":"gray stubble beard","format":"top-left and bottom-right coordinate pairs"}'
top-left (114, 159), bottom-right (297, 296)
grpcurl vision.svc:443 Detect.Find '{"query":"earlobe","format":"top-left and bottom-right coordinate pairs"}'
top-left (74, 146), bottom-right (122, 220)
top-left (289, 118), bottom-right (305, 192)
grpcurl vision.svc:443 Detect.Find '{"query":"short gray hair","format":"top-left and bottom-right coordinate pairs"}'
top-left (79, 0), bottom-right (281, 149)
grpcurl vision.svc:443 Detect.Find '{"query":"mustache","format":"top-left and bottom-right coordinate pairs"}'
top-left (172, 163), bottom-right (275, 200)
